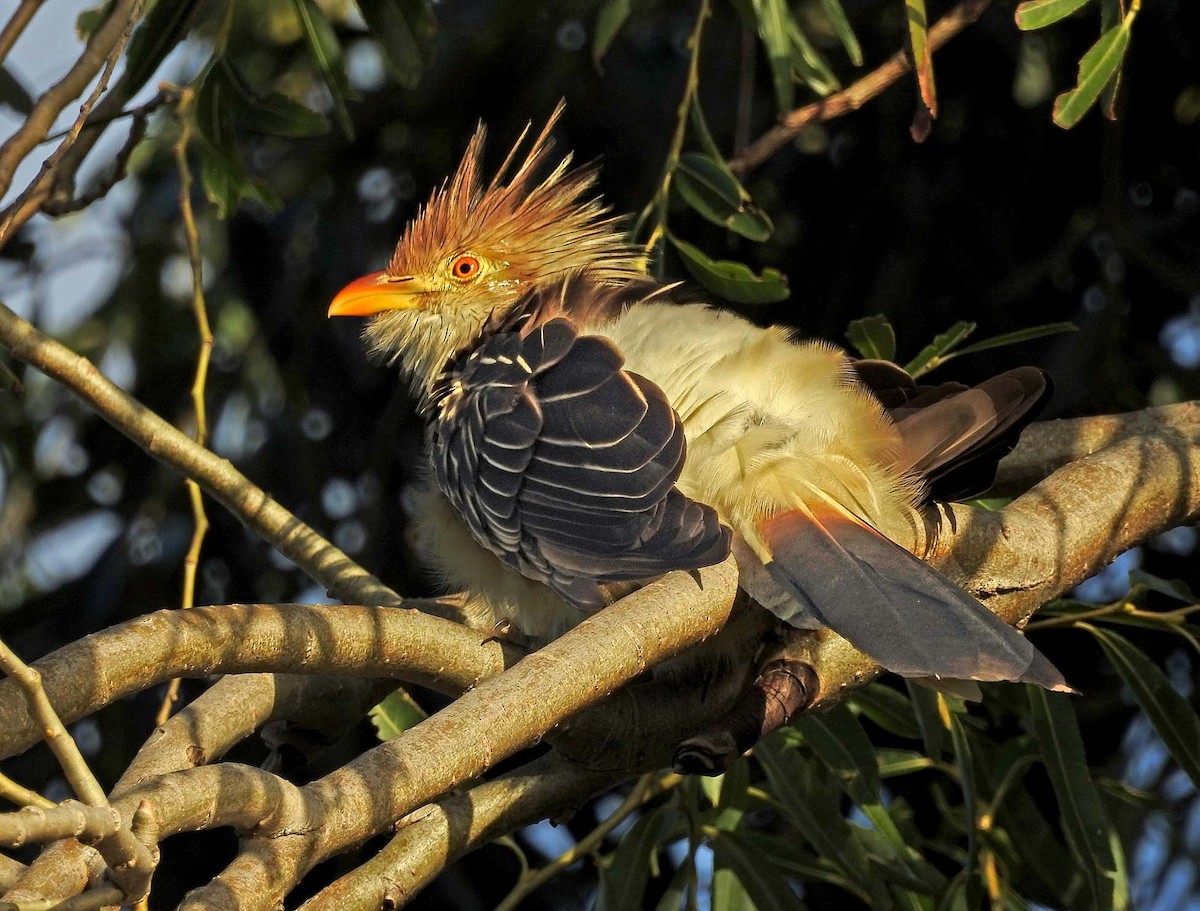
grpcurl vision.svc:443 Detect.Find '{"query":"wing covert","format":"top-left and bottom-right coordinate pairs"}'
top-left (429, 281), bottom-right (730, 609)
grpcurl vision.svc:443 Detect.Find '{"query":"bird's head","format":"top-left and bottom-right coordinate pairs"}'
top-left (328, 104), bottom-right (643, 388)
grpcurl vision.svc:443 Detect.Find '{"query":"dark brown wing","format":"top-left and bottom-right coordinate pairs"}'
top-left (430, 285), bottom-right (730, 609)
top-left (853, 361), bottom-right (1052, 502)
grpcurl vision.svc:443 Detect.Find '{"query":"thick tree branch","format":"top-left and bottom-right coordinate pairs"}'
top-left (0, 603), bottom-right (518, 760)
top-left (729, 0), bottom-right (993, 174)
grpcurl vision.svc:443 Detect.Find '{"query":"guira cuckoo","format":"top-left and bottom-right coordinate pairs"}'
top-left (329, 108), bottom-right (1068, 692)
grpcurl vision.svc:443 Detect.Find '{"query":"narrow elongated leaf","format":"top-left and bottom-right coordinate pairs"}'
top-left (1084, 625), bottom-right (1200, 787)
top-left (818, 0), bottom-right (863, 65)
top-left (291, 0), bottom-right (355, 136)
top-left (951, 321), bottom-right (1076, 357)
top-left (1027, 689), bottom-right (1117, 911)
top-left (1098, 0), bottom-right (1126, 117)
top-left (904, 321), bottom-right (976, 378)
top-left (948, 714), bottom-right (980, 900)
top-left (905, 0), bottom-right (937, 116)
top-left (358, 0), bottom-right (437, 89)
top-left (194, 137), bottom-right (283, 218)
top-left (124, 0), bottom-right (200, 93)
top-left (369, 688), bottom-right (426, 739)
top-left (846, 315), bottom-right (897, 361)
top-left (752, 0), bottom-right (797, 111)
top-left (1015, 0), bottom-right (1092, 30)
top-left (798, 705), bottom-right (881, 804)
top-left (877, 749), bottom-right (936, 778)
top-left (203, 60), bottom-right (329, 138)
top-left (1128, 569), bottom-right (1196, 602)
top-left (76, 1), bottom-right (115, 38)
top-left (593, 0), bottom-right (632, 64)
top-left (654, 863), bottom-right (692, 911)
top-left (670, 235), bottom-right (789, 304)
top-left (674, 153), bottom-right (773, 241)
top-left (714, 831), bottom-right (808, 911)
top-left (1052, 8), bottom-right (1136, 129)
top-left (906, 679), bottom-right (948, 756)
top-left (851, 684), bottom-right (920, 740)
top-left (595, 805), bottom-right (669, 911)
top-left (787, 18), bottom-right (840, 96)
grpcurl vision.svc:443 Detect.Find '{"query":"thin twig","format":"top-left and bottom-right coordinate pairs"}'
top-left (631, 0), bottom-right (711, 260)
top-left (0, 0), bottom-right (43, 69)
top-left (729, 0), bottom-right (994, 173)
top-left (494, 772), bottom-right (682, 911)
top-left (155, 86), bottom-right (212, 727)
top-left (0, 636), bottom-right (156, 901)
top-left (0, 0), bottom-right (145, 248)
top-left (0, 771), bottom-right (52, 811)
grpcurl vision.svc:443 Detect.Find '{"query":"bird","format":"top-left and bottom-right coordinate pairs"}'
top-left (328, 105), bottom-right (1069, 692)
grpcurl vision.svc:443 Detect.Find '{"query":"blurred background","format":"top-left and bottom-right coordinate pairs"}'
top-left (0, 0), bottom-right (1197, 907)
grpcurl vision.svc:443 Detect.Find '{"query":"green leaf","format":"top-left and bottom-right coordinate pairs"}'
top-left (751, 0), bottom-right (797, 111)
top-left (851, 684), bottom-right (920, 740)
top-left (1084, 625), bottom-right (1200, 788)
top-left (1015, 0), bottom-right (1093, 30)
top-left (358, 0), bottom-right (438, 90)
top-left (76, 0), bottom-right (115, 39)
top-left (593, 0), bottom-right (632, 65)
top-left (194, 136), bottom-right (283, 219)
top-left (0, 65), bottom-right (32, 116)
top-left (1026, 689), bottom-right (1118, 911)
top-left (798, 705), bottom-right (881, 804)
top-left (713, 831), bottom-right (808, 911)
top-left (669, 234), bottom-right (789, 304)
top-left (291, 0), bottom-right (355, 136)
top-left (124, 0), bottom-right (201, 94)
top-left (595, 806), bottom-right (669, 911)
top-left (689, 102), bottom-right (727, 162)
top-left (654, 863), bottom-right (692, 911)
top-left (369, 688), bottom-right (427, 740)
top-left (1128, 569), bottom-right (1197, 602)
top-left (818, 0), bottom-right (863, 66)
top-left (948, 714), bottom-right (980, 900)
top-left (239, 91), bottom-right (330, 137)
top-left (877, 749), bottom-right (936, 778)
top-left (202, 60), bottom-right (330, 138)
top-left (787, 17), bottom-right (840, 96)
top-left (1098, 0), bottom-right (1126, 117)
top-left (905, 0), bottom-right (937, 116)
top-left (904, 321), bottom-right (976, 378)
top-left (846, 315), bottom-right (897, 361)
top-left (674, 153), bottom-right (773, 241)
top-left (1052, 8), bottom-right (1137, 129)
top-left (905, 679), bottom-right (949, 756)
top-left (951, 321), bottom-right (1077, 357)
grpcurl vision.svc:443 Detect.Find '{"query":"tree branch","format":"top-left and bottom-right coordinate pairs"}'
top-left (729, 0), bottom-right (993, 174)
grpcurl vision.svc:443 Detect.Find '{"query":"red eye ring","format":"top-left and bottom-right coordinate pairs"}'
top-left (451, 254), bottom-right (480, 281)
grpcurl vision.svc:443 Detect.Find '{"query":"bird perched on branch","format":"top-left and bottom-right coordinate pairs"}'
top-left (329, 106), bottom-right (1068, 692)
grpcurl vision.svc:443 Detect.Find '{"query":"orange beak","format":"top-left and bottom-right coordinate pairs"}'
top-left (327, 271), bottom-right (434, 317)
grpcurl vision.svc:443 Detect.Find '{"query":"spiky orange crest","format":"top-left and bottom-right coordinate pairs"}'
top-left (387, 104), bottom-right (644, 285)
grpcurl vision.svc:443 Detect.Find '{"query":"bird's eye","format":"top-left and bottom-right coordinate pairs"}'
top-left (450, 255), bottom-right (480, 281)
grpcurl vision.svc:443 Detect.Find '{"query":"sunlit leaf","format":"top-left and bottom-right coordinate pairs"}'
top-left (750, 0), bottom-right (797, 111)
top-left (593, 0), bottom-right (632, 65)
top-left (291, 0), bottom-right (355, 136)
top-left (904, 321), bottom-right (976, 378)
top-left (1052, 8), bottom-right (1137, 129)
top-left (1084, 624), bottom-right (1200, 787)
top-left (674, 153), bottom-right (773, 241)
top-left (1027, 689), bottom-right (1118, 911)
top-left (358, 0), bottom-right (438, 90)
top-left (877, 749), bottom-right (936, 778)
top-left (846, 315), bottom-right (897, 361)
top-left (595, 805), bottom-right (669, 911)
top-left (787, 17), bottom-right (840, 96)
top-left (818, 0), bottom-right (863, 65)
top-left (905, 0), bottom-right (937, 116)
top-left (669, 235), bottom-right (789, 304)
top-left (1014, 0), bottom-right (1093, 30)
top-left (1098, 0), bottom-right (1126, 117)
top-left (369, 688), bottom-right (427, 740)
